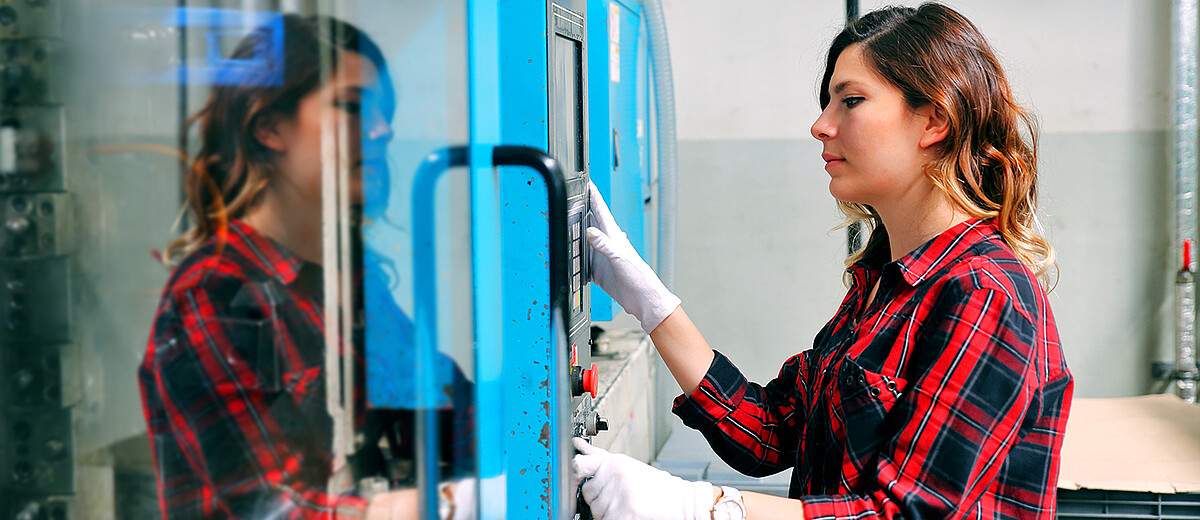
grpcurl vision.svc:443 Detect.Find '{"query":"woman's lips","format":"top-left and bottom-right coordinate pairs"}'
top-left (822, 153), bottom-right (845, 170)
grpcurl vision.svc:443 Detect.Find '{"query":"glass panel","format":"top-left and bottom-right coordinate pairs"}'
top-left (0, 1), bottom-right (473, 518)
top-left (338, 0), bottom-right (476, 515)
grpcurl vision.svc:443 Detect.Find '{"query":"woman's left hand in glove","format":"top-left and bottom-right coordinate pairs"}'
top-left (572, 437), bottom-right (714, 520)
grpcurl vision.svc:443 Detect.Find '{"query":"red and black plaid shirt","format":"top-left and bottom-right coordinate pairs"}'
top-left (140, 220), bottom-right (368, 519)
top-left (673, 218), bottom-right (1072, 519)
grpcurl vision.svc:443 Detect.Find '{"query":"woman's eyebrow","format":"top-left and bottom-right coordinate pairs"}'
top-left (831, 80), bottom-right (861, 95)
top-left (337, 86), bottom-right (365, 96)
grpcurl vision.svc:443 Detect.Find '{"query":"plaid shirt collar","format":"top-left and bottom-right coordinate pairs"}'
top-left (850, 217), bottom-right (998, 288)
top-left (224, 218), bottom-right (307, 286)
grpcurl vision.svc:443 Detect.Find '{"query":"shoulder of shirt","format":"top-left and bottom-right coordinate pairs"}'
top-left (159, 240), bottom-right (270, 307)
top-left (932, 233), bottom-right (1044, 324)
top-left (147, 244), bottom-right (255, 364)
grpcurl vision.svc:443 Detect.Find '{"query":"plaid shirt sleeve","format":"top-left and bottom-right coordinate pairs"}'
top-left (675, 283), bottom-right (1070, 520)
top-left (143, 272), bottom-right (368, 519)
top-left (672, 349), bottom-right (813, 477)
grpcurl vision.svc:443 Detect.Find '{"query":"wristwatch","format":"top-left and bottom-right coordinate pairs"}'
top-left (711, 485), bottom-right (747, 520)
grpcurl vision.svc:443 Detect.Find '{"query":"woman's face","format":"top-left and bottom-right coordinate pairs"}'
top-left (810, 44), bottom-right (937, 210)
top-left (263, 51), bottom-right (392, 208)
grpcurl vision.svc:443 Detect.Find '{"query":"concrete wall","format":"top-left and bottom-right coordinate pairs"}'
top-left (660, 0), bottom-right (1174, 398)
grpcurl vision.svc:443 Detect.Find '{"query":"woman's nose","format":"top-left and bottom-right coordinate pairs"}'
top-left (811, 110), bottom-right (836, 141)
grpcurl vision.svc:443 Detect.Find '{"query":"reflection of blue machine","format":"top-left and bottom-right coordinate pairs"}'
top-left (106, 7), bottom-right (283, 86)
top-left (362, 0), bottom-right (661, 517)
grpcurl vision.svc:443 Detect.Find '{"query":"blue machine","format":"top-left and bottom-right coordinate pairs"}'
top-left (362, 1), bottom-right (659, 517)
top-left (99, 8), bottom-right (284, 86)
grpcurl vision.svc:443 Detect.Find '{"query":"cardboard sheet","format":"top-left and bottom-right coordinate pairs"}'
top-left (1057, 394), bottom-right (1200, 493)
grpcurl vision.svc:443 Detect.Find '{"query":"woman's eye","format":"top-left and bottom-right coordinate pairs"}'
top-left (842, 96), bottom-right (864, 108)
top-left (335, 100), bottom-right (362, 115)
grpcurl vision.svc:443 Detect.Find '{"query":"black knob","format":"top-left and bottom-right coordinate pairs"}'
top-left (570, 365), bottom-right (584, 396)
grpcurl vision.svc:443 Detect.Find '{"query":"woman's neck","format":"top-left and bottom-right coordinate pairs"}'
top-left (874, 184), bottom-right (968, 263)
top-left (242, 189), bottom-right (323, 265)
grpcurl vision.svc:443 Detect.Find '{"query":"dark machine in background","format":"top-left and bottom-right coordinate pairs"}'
top-left (0, 1), bottom-right (74, 518)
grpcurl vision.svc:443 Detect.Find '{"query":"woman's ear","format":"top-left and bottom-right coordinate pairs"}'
top-left (253, 113), bottom-right (288, 153)
top-left (918, 105), bottom-right (950, 149)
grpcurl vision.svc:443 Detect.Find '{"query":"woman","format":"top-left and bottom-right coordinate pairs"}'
top-left (139, 14), bottom-right (472, 520)
top-left (575, 4), bottom-right (1072, 520)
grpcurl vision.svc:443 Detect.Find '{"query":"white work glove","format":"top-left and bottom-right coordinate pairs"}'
top-left (587, 182), bottom-right (681, 333)
top-left (573, 437), bottom-right (714, 520)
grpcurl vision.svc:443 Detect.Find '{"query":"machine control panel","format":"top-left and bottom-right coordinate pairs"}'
top-left (548, 0), bottom-right (607, 444)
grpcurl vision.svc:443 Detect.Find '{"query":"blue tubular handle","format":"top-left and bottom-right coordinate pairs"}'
top-left (412, 146), bottom-right (470, 519)
top-left (412, 144), bottom-right (568, 518)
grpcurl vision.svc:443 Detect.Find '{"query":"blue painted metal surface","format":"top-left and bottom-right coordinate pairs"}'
top-left (492, 146), bottom-right (576, 519)
top-left (589, 0), bottom-right (652, 320)
top-left (611, 0), bottom-right (650, 258)
top-left (587, 0), bottom-right (616, 321)
top-left (497, 1), bottom-right (556, 516)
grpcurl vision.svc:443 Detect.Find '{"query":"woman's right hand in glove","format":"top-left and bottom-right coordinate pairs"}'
top-left (587, 182), bottom-right (681, 334)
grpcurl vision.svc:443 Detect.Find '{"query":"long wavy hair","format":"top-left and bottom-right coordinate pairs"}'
top-left (163, 14), bottom-right (393, 266)
top-left (822, 3), bottom-right (1055, 288)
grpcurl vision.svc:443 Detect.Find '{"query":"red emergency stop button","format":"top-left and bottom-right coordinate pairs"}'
top-left (582, 363), bottom-right (598, 398)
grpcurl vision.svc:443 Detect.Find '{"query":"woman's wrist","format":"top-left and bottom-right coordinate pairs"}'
top-left (740, 490), bottom-right (805, 520)
top-left (649, 307), bottom-right (716, 395)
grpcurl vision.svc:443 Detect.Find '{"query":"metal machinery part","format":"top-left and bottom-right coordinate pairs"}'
top-left (1177, 242), bottom-right (1199, 402)
top-left (0, 0), bottom-right (72, 518)
top-left (545, 4), bottom-right (611, 517)
top-left (1173, 0), bottom-right (1200, 403)
top-left (548, 0), bottom-right (594, 384)
top-left (547, 0), bottom-right (609, 445)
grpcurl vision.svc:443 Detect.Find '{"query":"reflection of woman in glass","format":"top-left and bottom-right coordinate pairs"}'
top-left (140, 15), bottom-right (471, 519)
